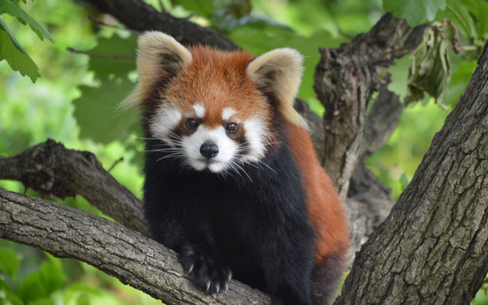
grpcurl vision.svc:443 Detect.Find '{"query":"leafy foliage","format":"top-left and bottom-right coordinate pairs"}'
top-left (0, 0), bottom-right (54, 82)
top-left (383, 0), bottom-right (446, 26)
top-left (405, 21), bottom-right (452, 107)
top-left (73, 34), bottom-right (139, 144)
top-left (74, 77), bottom-right (140, 143)
top-left (0, 0), bottom-right (55, 43)
top-left (0, 17), bottom-right (40, 82)
top-left (171, 0), bottom-right (217, 18)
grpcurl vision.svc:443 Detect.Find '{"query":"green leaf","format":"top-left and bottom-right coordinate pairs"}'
top-left (74, 77), bottom-right (140, 144)
top-left (171, 0), bottom-right (215, 18)
top-left (0, 277), bottom-right (11, 292)
top-left (76, 296), bottom-right (91, 305)
top-left (388, 56), bottom-right (411, 102)
top-left (74, 34), bottom-right (139, 144)
top-left (38, 258), bottom-right (66, 294)
top-left (62, 283), bottom-right (101, 305)
top-left (88, 34), bottom-right (137, 78)
top-left (0, 17), bottom-right (40, 82)
top-left (5, 292), bottom-right (25, 305)
top-left (405, 22), bottom-right (452, 108)
top-left (400, 173), bottom-right (410, 189)
top-left (0, 248), bottom-right (20, 277)
top-left (17, 271), bottom-right (46, 302)
top-left (17, 261), bottom-right (66, 303)
top-left (463, 0), bottom-right (488, 38)
top-left (30, 299), bottom-right (55, 305)
top-left (437, 0), bottom-right (477, 40)
top-left (383, 0), bottom-right (446, 26)
top-left (0, 0), bottom-right (55, 43)
top-left (445, 59), bottom-right (477, 106)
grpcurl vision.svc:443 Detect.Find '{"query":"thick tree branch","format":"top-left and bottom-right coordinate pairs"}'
top-left (0, 188), bottom-right (270, 305)
top-left (0, 139), bottom-right (148, 236)
top-left (335, 41), bottom-right (488, 305)
top-left (314, 13), bottom-right (409, 199)
top-left (83, 0), bottom-right (239, 51)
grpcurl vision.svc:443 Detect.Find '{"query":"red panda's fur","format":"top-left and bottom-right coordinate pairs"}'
top-left (287, 123), bottom-right (349, 262)
top-left (125, 31), bottom-right (349, 305)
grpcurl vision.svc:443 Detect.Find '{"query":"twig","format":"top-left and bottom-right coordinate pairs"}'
top-left (108, 157), bottom-right (124, 172)
top-left (66, 47), bottom-right (136, 60)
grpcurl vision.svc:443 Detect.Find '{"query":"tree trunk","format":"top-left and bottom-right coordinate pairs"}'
top-left (335, 41), bottom-right (488, 305)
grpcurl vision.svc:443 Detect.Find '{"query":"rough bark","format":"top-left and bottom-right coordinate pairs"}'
top-left (0, 188), bottom-right (271, 305)
top-left (0, 139), bottom-right (148, 237)
top-left (361, 73), bottom-right (403, 159)
top-left (314, 13), bottom-right (409, 199)
top-left (334, 41), bottom-right (488, 305)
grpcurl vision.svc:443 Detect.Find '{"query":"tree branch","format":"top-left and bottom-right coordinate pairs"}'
top-left (0, 187), bottom-right (270, 305)
top-left (314, 13), bottom-right (409, 199)
top-left (0, 139), bottom-right (148, 236)
top-left (335, 40), bottom-right (488, 305)
top-left (82, 0), bottom-right (239, 51)
top-left (361, 73), bottom-right (403, 159)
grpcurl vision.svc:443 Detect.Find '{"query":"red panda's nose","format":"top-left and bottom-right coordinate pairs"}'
top-left (200, 141), bottom-right (219, 159)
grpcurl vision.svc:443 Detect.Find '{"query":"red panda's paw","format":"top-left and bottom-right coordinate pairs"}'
top-left (180, 245), bottom-right (232, 294)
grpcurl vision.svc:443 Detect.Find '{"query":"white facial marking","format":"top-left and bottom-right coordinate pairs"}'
top-left (242, 117), bottom-right (268, 162)
top-left (193, 104), bottom-right (206, 118)
top-left (182, 125), bottom-right (239, 173)
top-left (222, 108), bottom-right (236, 121)
top-left (150, 105), bottom-right (182, 143)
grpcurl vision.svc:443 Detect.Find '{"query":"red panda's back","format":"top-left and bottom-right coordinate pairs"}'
top-left (287, 122), bottom-right (349, 262)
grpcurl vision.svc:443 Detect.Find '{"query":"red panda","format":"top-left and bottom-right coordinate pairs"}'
top-left (122, 31), bottom-right (349, 305)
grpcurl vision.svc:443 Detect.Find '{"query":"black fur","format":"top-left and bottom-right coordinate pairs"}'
top-left (143, 125), bottom-right (317, 305)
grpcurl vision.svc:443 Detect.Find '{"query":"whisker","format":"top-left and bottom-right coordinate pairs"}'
top-left (232, 161), bottom-right (253, 183)
top-left (228, 162), bottom-right (244, 180)
top-left (156, 152), bottom-right (185, 162)
top-left (258, 160), bottom-right (278, 174)
top-left (145, 148), bottom-right (181, 153)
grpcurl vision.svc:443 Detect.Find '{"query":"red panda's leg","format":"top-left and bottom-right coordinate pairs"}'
top-left (310, 253), bottom-right (347, 305)
top-left (144, 197), bottom-right (232, 295)
top-left (179, 244), bottom-right (232, 294)
top-left (253, 229), bottom-right (315, 305)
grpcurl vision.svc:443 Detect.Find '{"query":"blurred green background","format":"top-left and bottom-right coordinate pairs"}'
top-left (0, 0), bottom-right (486, 304)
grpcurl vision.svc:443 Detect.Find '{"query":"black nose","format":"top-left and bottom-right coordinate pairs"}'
top-left (200, 141), bottom-right (219, 159)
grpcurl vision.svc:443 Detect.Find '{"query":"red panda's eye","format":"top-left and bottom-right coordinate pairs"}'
top-left (226, 123), bottom-right (238, 133)
top-left (187, 118), bottom-right (198, 128)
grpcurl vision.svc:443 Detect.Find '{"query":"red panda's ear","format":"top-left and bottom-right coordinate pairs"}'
top-left (120, 31), bottom-right (192, 110)
top-left (246, 48), bottom-right (306, 127)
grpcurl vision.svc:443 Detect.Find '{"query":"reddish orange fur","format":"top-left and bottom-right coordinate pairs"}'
top-left (163, 46), bottom-right (270, 129)
top-left (287, 122), bottom-right (349, 263)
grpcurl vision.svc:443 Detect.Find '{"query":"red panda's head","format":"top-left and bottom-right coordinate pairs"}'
top-left (122, 31), bottom-right (305, 173)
